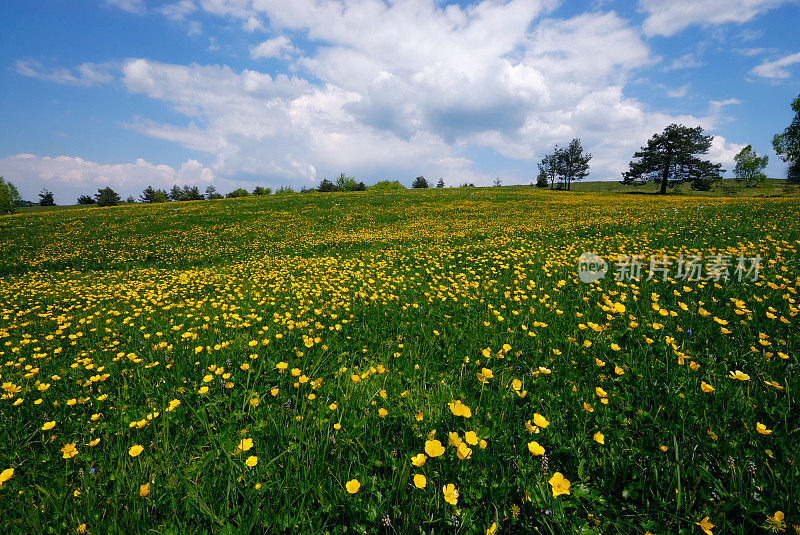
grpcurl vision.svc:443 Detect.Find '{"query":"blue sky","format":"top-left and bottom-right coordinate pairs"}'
top-left (1, 0), bottom-right (799, 203)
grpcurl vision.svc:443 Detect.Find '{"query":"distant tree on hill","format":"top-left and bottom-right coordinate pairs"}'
top-left (459, 182), bottom-right (475, 187)
top-left (318, 178), bottom-right (337, 192)
top-left (734, 145), bottom-right (768, 188)
top-left (0, 177), bottom-right (22, 214)
top-left (38, 188), bottom-right (55, 206)
top-left (252, 186), bottom-right (270, 195)
top-left (773, 93), bottom-right (800, 184)
top-left (77, 194), bottom-right (95, 205)
top-left (140, 186), bottom-right (158, 203)
top-left (538, 149), bottom-right (560, 190)
top-left (274, 186), bottom-right (295, 195)
top-left (125, 195), bottom-right (136, 204)
top-left (226, 188), bottom-right (250, 198)
top-left (436, 177), bottom-right (445, 188)
top-left (412, 176), bottom-right (429, 189)
top-left (335, 173), bottom-right (365, 191)
top-left (535, 169), bottom-right (549, 188)
top-left (182, 185), bottom-right (204, 201)
top-left (622, 124), bottom-right (723, 194)
top-left (492, 177), bottom-right (502, 187)
top-left (558, 138), bottom-right (592, 191)
top-left (168, 184), bottom-right (184, 202)
top-left (95, 187), bottom-right (120, 207)
top-left (205, 185), bottom-right (223, 199)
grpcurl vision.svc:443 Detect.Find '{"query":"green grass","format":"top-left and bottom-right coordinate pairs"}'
top-left (0, 188), bottom-right (798, 534)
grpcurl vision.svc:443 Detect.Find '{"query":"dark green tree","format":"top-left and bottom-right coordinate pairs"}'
top-left (181, 185), bottom-right (204, 200)
top-left (38, 188), bottom-right (56, 206)
top-left (140, 185), bottom-right (157, 203)
top-left (335, 173), bottom-right (364, 191)
top-left (558, 138), bottom-right (592, 191)
top-left (773, 93), bottom-right (800, 184)
top-left (0, 177), bottom-right (22, 214)
top-left (623, 124), bottom-right (723, 194)
top-left (492, 177), bottom-right (502, 187)
top-left (168, 184), bottom-right (185, 201)
top-left (436, 177), bottom-right (445, 188)
top-left (412, 176), bottom-right (429, 189)
top-left (95, 187), bottom-right (121, 207)
top-left (318, 178), bottom-right (337, 192)
top-left (734, 145), bottom-right (769, 188)
top-left (226, 188), bottom-right (250, 198)
top-left (205, 185), bottom-right (223, 200)
top-left (77, 194), bottom-right (95, 205)
top-left (252, 186), bottom-right (268, 196)
top-left (535, 169), bottom-right (548, 188)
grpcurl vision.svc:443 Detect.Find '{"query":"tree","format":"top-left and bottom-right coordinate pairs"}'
top-left (623, 124), bottom-right (723, 194)
top-left (370, 180), bottom-right (406, 190)
top-left (459, 182), bottom-right (475, 187)
top-left (169, 185), bottom-right (185, 202)
top-left (77, 195), bottom-right (95, 205)
top-left (125, 195), bottom-right (136, 204)
top-left (0, 177), bottom-right (22, 214)
top-left (492, 177), bottom-right (502, 187)
top-left (535, 169), bottom-right (549, 188)
top-left (538, 149), bottom-right (560, 190)
top-left (38, 188), bottom-right (56, 206)
top-left (226, 188), bottom-right (250, 198)
top-left (252, 186), bottom-right (268, 196)
top-left (335, 173), bottom-right (365, 191)
top-left (412, 176), bottom-right (429, 189)
top-left (95, 187), bottom-right (120, 207)
top-left (182, 185), bottom-right (204, 201)
top-left (318, 178), bottom-right (337, 192)
top-left (733, 145), bottom-right (768, 188)
top-left (773, 93), bottom-right (800, 183)
top-left (558, 138), bottom-right (592, 191)
top-left (205, 185), bottom-right (223, 200)
top-left (140, 185), bottom-right (157, 203)
top-left (436, 178), bottom-right (445, 188)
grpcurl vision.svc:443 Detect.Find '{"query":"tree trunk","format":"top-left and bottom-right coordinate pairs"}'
top-left (660, 149), bottom-right (671, 195)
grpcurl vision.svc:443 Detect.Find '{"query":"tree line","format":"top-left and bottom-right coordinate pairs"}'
top-left (1, 93), bottom-right (798, 214)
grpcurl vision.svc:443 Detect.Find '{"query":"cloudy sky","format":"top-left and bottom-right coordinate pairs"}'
top-left (1, 0), bottom-right (799, 203)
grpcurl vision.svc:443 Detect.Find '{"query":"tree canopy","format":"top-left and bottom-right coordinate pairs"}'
top-left (622, 124), bottom-right (723, 193)
top-left (38, 188), bottom-right (55, 207)
top-left (773, 93), bottom-right (800, 183)
top-left (95, 187), bottom-right (121, 207)
top-left (734, 145), bottom-right (768, 188)
top-left (0, 177), bottom-right (21, 214)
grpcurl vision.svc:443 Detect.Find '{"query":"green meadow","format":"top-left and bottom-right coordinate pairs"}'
top-left (0, 187), bottom-right (798, 534)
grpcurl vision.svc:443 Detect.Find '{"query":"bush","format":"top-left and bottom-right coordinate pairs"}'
top-left (318, 178), bottom-right (337, 192)
top-left (77, 195), bottom-right (95, 205)
top-left (370, 180), bottom-right (406, 191)
top-left (252, 186), bottom-right (271, 196)
top-left (274, 186), bottom-right (295, 195)
top-left (335, 173), bottom-right (365, 192)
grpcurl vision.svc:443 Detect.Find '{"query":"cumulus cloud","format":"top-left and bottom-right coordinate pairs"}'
top-left (14, 60), bottom-right (114, 87)
top-left (250, 36), bottom-right (297, 59)
top-left (750, 51), bottom-right (800, 79)
top-left (158, 0), bottom-right (197, 20)
top-left (640, 0), bottom-right (789, 37)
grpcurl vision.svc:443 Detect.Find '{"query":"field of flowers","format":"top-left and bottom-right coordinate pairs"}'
top-left (0, 187), bottom-right (798, 534)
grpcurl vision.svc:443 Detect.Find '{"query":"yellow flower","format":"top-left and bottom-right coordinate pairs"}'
top-left (548, 472), bottom-right (571, 497)
top-left (139, 482), bottom-right (150, 497)
top-left (533, 413), bottom-right (549, 428)
top-left (128, 444), bottom-right (144, 457)
top-left (61, 443), bottom-right (78, 459)
top-left (198, 386), bottom-right (209, 394)
top-left (756, 422), bottom-right (773, 435)
top-left (728, 370), bottom-right (750, 381)
top-left (614, 366), bottom-right (624, 376)
top-left (763, 511), bottom-right (786, 532)
top-left (593, 431), bottom-right (605, 444)
top-left (596, 386), bottom-right (608, 398)
top-left (442, 483), bottom-right (459, 505)
top-left (610, 343), bottom-right (621, 351)
top-left (701, 381), bottom-right (715, 393)
top-left (411, 453), bottom-right (427, 467)
top-left (42, 421), bottom-right (56, 431)
top-left (447, 399), bottom-right (472, 418)
top-left (345, 479), bottom-right (361, 494)
top-left (595, 358), bottom-right (606, 367)
top-left (88, 438), bottom-right (100, 447)
top-left (245, 455), bottom-right (258, 467)
top-left (0, 468), bottom-right (13, 487)
top-left (424, 439), bottom-right (445, 457)
top-left (582, 402), bottom-right (594, 413)
top-left (456, 442), bottom-right (472, 460)
top-left (378, 408), bottom-right (388, 418)
top-left (695, 516), bottom-right (714, 535)
top-left (527, 441), bottom-right (545, 455)
top-left (486, 522), bottom-right (497, 535)
top-left (236, 438), bottom-right (254, 453)
top-left (415, 411), bottom-right (423, 421)
top-left (464, 431), bottom-right (479, 446)
top-left (76, 523), bottom-right (87, 534)
top-left (413, 474), bottom-right (426, 489)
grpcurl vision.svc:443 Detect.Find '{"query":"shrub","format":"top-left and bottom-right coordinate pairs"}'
top-left (370, 180), bottom-right (406, 191)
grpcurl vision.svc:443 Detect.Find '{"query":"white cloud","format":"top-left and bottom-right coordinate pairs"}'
top-left (666, 53), bottom-right (705, 70)
top-left (243, 16), bottom-right (265, 32)
top-left (640, 0), bottom-right (788, 37)
top-left (250, 36), bottom-right (297, 59)
top-left (751, 51), bottom-right (800, 79)
top-left (667, 84), bottom-right (690, 98)
top-left (0, 153), bottom-right (231, 202)
top-left (158, 0), bottom-right (196, 20)
top-left (708, 136), bottom-right (747, 171)
top-left (105, 0), bottom-right (146, 14)
top-left (14, 60), bottom-right (114, 86)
